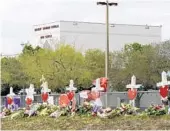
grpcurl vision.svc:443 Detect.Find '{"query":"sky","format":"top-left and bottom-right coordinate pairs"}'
top-left (1, 0), bottom-right (170, 55)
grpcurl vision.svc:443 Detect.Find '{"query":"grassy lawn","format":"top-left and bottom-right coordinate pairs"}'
top-left (1, 115), bottom-right (170, 130)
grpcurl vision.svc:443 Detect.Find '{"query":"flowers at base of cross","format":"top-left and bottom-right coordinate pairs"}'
top-left (2, 101), bottom-right (169, 120)
top-left (1, 108), bottom-right (11, 118)
top-left (107, 103), bottom-right (139, 119)
top-left (0, 112), bottom-right (6, 118)
top-left (76, 102), bottom-right (93, 116)
top-left (118, 103), bottom-right (139, 115)
top-left (97, 107), bottom-right (113, 118)
top-left (144, 104), bottom-right (167, 116)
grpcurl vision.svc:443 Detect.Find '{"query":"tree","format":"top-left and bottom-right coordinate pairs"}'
top-left (109, 42), bottom-right (170, 91)
top-left (1, 57), bottom-right (28, 95)
top-left (1, 57), bottom-right (28, 86)
top-left (84, 49), bottom-right (105, 79)
top-left (19, 44), bottom-right (92, 91)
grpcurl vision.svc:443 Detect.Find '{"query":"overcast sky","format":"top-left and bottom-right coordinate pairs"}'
top-left (1, 0), bottom-right (170, 55)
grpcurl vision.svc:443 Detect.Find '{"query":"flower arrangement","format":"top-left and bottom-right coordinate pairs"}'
top-left (108, 103), bottom-right (139, 119)
top-left (1, 102), bottom-right (169, 120)
top-left (144, 104), bottom-right (167, 116)
top-left (76, 102), bottom-right (93, 116)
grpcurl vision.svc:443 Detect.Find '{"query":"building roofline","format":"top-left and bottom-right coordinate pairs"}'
top-left (33, 21), bottom-right (60, 26)
top-left (60, 20), bottom-right (162, 28)
top-left (33, 20), bottom-right (162, 28)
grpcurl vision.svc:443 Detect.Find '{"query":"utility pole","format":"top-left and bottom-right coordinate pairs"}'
top-left (97, 0), bottom-right (118, 107)
top-left (97, 0), bottom-right (118, 79)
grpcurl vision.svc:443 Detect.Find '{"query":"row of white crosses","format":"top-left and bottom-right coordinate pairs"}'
top-left (25, 75), bottom-right (53, 106)
top-left (126, 71), bottom-right (170, 107)
top-left (25, 75), bottom-right (51, 106)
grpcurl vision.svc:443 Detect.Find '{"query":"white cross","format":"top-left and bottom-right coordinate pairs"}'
top-left (6, 87), bottom-right (15, 110)
top-left (157, 71), bottom-right (170, 87)
top-left (41, 81), bottom-right (51, 93)
top-left (26, 84), bottom-right (36, 101)
top-left (92, 78), bottom-right (104, 91)
top-left (66, 80), bottom-right (77, 91)
top-left (7, 87), bottom-right (15, 97)
top-left (126, 75), bottom-right (142, 89)
top-left (40, 75), bottom-right (45, 83)
top-left (156, 71), bottom-right (170, 101)
top-left (126, 75), bottom-right (142, 107)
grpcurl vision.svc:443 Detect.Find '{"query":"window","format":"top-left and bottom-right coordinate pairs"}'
top-left (40, 36), bottom-right (44, 39)
top-left (34, 28), bottom-right (41, 31)
top-left (45, 35), bottom-right (52, 38)
top-left (51, 25), bottom-right (59, 28)
top-left (43, 26), bottom-right (51, 30)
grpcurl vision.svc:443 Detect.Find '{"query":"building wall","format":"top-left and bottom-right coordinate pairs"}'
top-left (33, 22), bottom-right (60, 49)
top-left (60, 21), bottom-right (162, 51)
top-left (33, 21), bottom-right (162, 51)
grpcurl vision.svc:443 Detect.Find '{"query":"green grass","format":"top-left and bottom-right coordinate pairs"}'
top-left (1, 115), bottom-right (170, 130)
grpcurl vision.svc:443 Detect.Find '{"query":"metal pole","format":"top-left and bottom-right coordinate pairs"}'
top-left (105, 0), bottom-right (109, 79)
top-left (105, 0), bottom-right (109, 107)
top-left (97, 0), bottom-right (118, 108)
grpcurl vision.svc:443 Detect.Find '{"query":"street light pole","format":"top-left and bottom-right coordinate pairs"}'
top-left (106, 0), bottom-right (109, 79)
top-left (97, 0), bottom-right (118, 79)
top-left (97, 0), bottom-right (118, 107)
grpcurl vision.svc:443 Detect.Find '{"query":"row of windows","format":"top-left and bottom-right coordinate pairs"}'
top-left (35, 25), bottom-right (59, 31)
top-left (40, 35), bottom-right (52, 39)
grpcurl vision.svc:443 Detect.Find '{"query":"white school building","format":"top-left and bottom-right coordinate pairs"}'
top-left (33, 20), bottom-right (162, 51)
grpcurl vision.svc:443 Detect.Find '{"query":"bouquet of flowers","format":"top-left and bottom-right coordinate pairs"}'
top-left (76, 102), bottom-right (93, 116)
top-left (108, 103), bottom-right (139, 119)
top-left (144, 104), bottom-right (167, 116)
top-left (11, 109), bottom-right (25, 120)
top-left (37, 104), bottom-right (59, 116)
top-left (2, 108), bottom-right (11, 116)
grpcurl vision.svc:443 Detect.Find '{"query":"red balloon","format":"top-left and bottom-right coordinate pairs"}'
top-left (26, 98), bottom-right (32, 105)
top-left (128, 89), bottom-right (137, 100)
top-left (59, 94), bottom-right (70, 107)
top-left (41, 93), bottom-right (48, 102)
top-left (159, 85), bottom-right (169, 98)
top-left (7, 97), bottom-right (13, 105)
top-left (100, 77), bottom-right (108, 92)
top-left (67, 91), bottom-right (74, 101)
